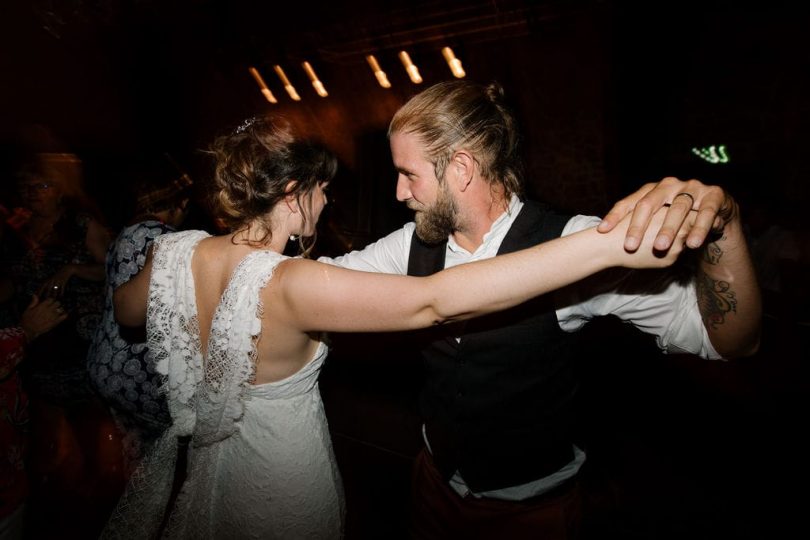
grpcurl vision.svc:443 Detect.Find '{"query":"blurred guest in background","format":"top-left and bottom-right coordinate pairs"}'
top-left (0, 288), bottom-right (67, 540)
top-left (7, 153), bottom-right (110, 396)
top-left (88, 155), bottom-right (192, 475)
top-left (3, 152), bottom-right (114, 521)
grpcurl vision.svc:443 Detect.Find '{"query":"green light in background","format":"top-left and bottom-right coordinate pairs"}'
top-left (691, 145), bottom-right (729, 164)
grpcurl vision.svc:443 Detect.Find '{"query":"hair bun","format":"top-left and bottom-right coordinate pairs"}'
top-left (485, 81), bottom-right (505, 102)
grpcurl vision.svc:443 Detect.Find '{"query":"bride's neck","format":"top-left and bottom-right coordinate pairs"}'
top-left (229, 220), bottom-right (287, 253)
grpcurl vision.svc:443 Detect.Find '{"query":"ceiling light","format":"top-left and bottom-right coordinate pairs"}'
top-left (273, 65), bottom-right (301, 101)
top-left (365, 55), bottom-right (391, 88)
top-left (398, 51), bottom-right (423, 84)
top-left (302, 61), bottom-right (328, 97)
top-left (248, 66), bottom-right (278, 104)
top-left (441, 47), bottom-right (466, 78)
top-left (399, 51), bottom-right (422, 84)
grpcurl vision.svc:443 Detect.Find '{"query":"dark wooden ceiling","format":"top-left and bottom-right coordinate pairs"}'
top-left (2, 1), bottom-right (809, 240)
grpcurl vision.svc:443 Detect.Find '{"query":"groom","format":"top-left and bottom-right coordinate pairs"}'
top-left (321, 79), bottom-right (760, 539)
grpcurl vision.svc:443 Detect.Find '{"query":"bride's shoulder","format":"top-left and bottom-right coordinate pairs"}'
top-left (238, 249), bottom-right (289, 282)
top-left (155, 229), bottom-right (210, 250)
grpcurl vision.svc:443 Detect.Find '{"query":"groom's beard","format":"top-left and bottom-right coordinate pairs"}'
top-left (412, 183), bottom-right (458, 245)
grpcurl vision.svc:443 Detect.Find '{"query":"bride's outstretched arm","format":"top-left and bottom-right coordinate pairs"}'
top-left (275, 208), bottom-right (692, 333)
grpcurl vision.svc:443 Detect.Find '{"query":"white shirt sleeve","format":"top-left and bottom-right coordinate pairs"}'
top-left (555, 215), bottom-right (722, 360)
top-left (317, 222), bottom-right (415, 275)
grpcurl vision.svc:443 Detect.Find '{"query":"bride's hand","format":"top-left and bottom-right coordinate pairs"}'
top-left (610, 205), bottom-right (696, 269)
top-left (597, 177), bottom-right (734, 252)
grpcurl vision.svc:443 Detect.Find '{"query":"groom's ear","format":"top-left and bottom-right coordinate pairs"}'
top-left (450, 150), bottom-right (475, 192)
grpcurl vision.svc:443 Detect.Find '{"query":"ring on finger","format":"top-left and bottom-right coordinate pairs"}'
top-left (674, 192), bottom-right (695, 209)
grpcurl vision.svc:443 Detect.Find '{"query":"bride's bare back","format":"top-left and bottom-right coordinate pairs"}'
top-left (191, 236), bottom-right (321, 386)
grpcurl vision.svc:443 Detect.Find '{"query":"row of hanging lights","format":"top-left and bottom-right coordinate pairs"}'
top-left (248, 47), bottom-right (465, 104)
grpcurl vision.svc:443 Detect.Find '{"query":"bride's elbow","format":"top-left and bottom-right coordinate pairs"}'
top-left (427, 305), bottom-right (467, 327)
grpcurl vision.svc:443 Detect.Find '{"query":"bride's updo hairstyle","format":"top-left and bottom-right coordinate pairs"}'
top-left (208, 115), bottom-right (337, 256)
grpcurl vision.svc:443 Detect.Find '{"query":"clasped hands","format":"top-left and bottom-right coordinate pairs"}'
top-left (597, 176), bottom-right (737, 253)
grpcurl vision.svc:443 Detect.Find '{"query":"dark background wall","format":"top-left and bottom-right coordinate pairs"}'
top-left (3, 0), bottom-right (807, 243)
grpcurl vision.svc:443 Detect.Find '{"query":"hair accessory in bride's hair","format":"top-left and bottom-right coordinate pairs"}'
top-left (234, 116), bottom-right (259, 134)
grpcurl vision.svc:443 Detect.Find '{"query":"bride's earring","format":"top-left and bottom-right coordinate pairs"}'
top-left (285, 209), bottom-right (300, 242)
top-left (284, 186), bottom-right (301, 242)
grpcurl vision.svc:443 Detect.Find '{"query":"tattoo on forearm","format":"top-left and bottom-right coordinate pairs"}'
top-left (697, 271), bottom-right (738, 330)
top-left (703, 239), bottom-right (724, 265)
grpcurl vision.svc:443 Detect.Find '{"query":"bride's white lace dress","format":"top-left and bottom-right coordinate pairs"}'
top-left (101, 230), bottom-right (345, 539)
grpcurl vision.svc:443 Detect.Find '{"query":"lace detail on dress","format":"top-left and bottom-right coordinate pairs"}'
top-left (102, 234), bottom-right (290, 539)
top-left (101, 230), bottom-right (208, 540)
top-left (148, 231), bottom-right (209, 437)
top-left (186, 249), bottom-right (282, 445)
top-left (164, 250), bottom-right (286, 538)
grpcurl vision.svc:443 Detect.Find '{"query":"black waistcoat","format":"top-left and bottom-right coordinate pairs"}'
top-left (407, 201), bottom-right (579, 491)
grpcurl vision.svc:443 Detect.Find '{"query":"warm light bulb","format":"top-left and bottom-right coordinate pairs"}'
top-left (312, 80), bottom-right (328, 97)
top-left (274, 65), bottom-right (301, 101)
top-left (285, 85), bottom-right (302, 101)
top-left (374, 71), bottom-right (392, 88)
top-left (302, 61), bottom-right (328, 97)
top-left (248, 66), bottom-right (277, 103)
top-left (398, 51), bottom-right (423, 84)
top-left (441, 47), bottom-right (466, 78)
top-left (366, 55), bottom-right (392, 89)
top-left (260, 88), bottom-right (278, 104)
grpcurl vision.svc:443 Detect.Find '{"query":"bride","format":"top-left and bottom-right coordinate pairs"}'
top-left (102, 115), bottom-right (690, 539)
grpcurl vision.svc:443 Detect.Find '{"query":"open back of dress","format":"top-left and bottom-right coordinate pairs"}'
top-left (102, 230), bottom-right (345, 540)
